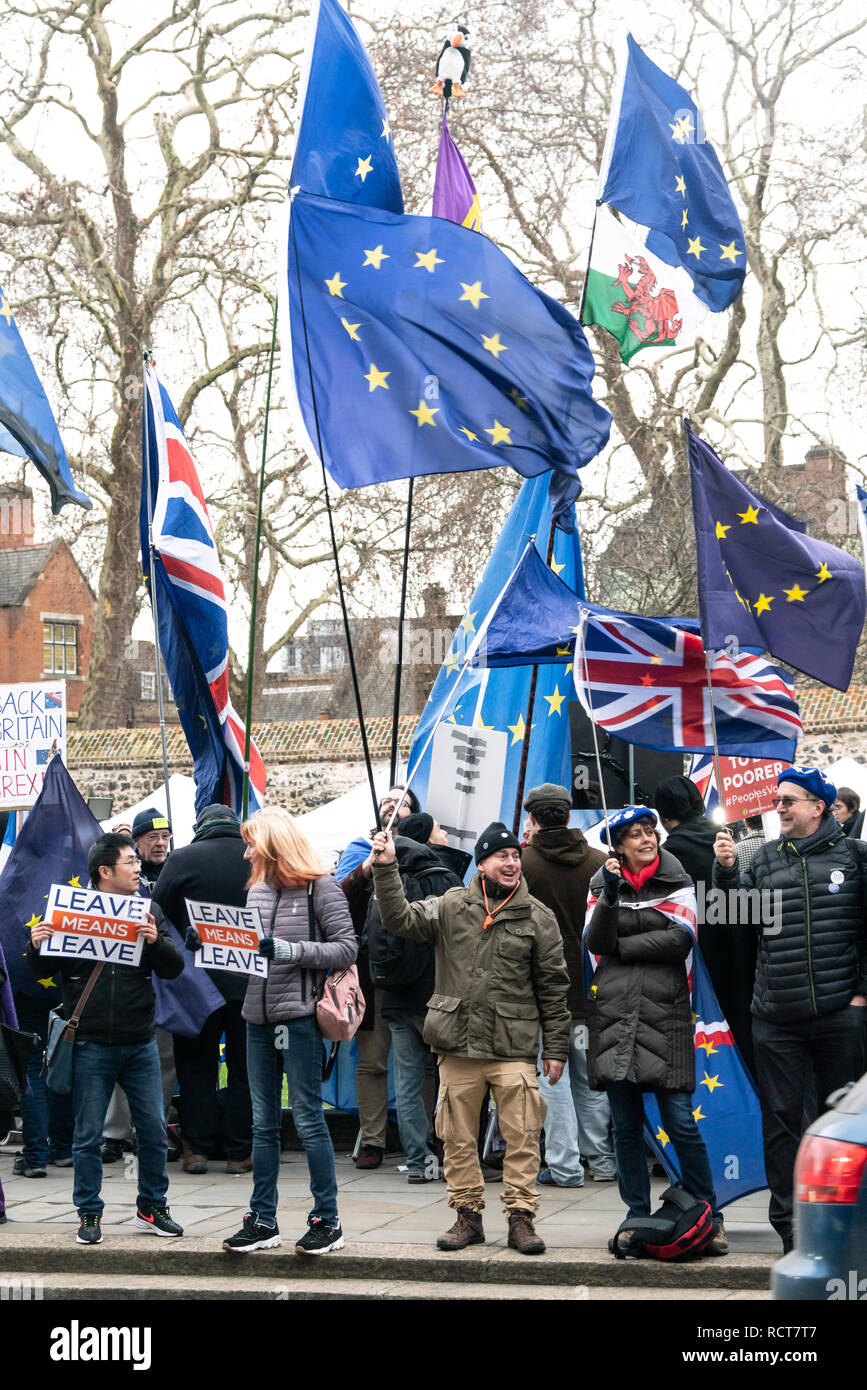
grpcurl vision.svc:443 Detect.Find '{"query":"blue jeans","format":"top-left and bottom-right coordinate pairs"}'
top-left (21, 1032), bottom-right (74, 1168)
top-left (71, 1037), bottom-right (168, 1218)
top-left (538, 1024), bottom-right (616, 1184)
top-left (607, 1081), bottom-right (721, 1224)
top-left (246, 1017), bottom-right (338, 1227)
top-left (388, 1011), bottom-right (433, 1175)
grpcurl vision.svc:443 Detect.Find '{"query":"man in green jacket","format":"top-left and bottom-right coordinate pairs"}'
top-left (371, 820), bottom-right (570, 1255)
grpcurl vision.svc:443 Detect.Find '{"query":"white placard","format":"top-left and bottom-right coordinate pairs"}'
top-left (0, 681), bottom-right (67, 809)
top-left (186, 897), bottom-right (267, 978)
top-left (40, 882), bottom-right (148, 967)
top-left (425, 724), bottom-right (509, 852)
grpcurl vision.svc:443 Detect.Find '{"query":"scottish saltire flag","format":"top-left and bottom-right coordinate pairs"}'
top-left (644, 948), bottom-right (767, 1206)
top-left (141, 362), bottom-right (266, 816)
top-left (574, 608), bottom-right (801, 759)
top-left (0, 281), bottom-right (92, 513)
top-left (284, 192), bottom-right (612, 492)
top-left (688, 753), bottom-right (720, 816)
top-left (584, 36), bottom-right (745, 360)
top-left (291, 0), bottom-right (402, 215)
top-left (0, 757), bottom-right (97, 999)
top-left (433, 107), bottom-right (482, 229)
top-left (689, 423), bottom-right (866, 690)
top-left (406, 474), bottom-right (588, 856)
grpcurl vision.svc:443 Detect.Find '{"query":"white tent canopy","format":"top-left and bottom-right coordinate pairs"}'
top-left (102, 774), bottom-right (198, 848)
top-left (295, 777), bottom-right (383, 869)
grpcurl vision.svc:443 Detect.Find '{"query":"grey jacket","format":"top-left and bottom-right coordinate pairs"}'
top-left (242, 875), bottom-right (357, 1025)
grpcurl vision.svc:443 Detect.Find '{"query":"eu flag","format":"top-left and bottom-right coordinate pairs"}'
top-left (688, 423), bottom-right (866, 690)
top-left (290, 0), bottom-right (402, 215)
top-left (0, 282), bottom-right (92, 514)
top-left (601, 36), bottom-right (745, 314)
top-left (285, 193), bottom-right (612, 491)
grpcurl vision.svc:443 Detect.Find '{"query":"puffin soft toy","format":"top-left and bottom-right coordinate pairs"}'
top-left (430, 25), bottom-right (471, 99)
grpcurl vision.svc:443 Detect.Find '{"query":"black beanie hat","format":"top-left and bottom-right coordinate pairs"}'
top-left (399, 812), bottom-right (435, 845)
top-left (653, 775), bottom-right (704, 822)
top-left (474, 821), bottom-right (522, 864)
top-left (131, 807), bottom-right (171, 838)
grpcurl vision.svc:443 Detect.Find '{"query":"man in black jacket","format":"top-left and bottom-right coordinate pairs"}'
top-left (714, 765), bottom-right (867, 1252)
top-left (28, 832), bottom-right (185, 1245)
top-left (151, 804), bottom-right (253, 1175)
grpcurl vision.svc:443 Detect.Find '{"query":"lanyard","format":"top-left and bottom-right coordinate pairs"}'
top-left (480, 877), bottom-right (519, 930)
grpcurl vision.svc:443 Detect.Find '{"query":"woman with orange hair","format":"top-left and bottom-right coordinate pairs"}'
top-left (222, 808), bottom-right (356, 1256)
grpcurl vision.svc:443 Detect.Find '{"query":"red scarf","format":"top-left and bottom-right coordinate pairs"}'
top-left (621, 856), bottom-right (660, 893)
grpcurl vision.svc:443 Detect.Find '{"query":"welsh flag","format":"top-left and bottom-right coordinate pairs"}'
top-left (582, 206), bottom-right (708, 363)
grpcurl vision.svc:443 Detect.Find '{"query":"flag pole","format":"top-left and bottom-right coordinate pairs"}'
top-left (389, 475), bottom-right (414, 784)
top-left (240, 298), bottom-right (279, 821)
top-left (142, 351), bottom-right (175, 843)
top-left (704, 651), bottom-right (726, 826)
top-left (289, 215), bottom-right (382, 827)
top-left (511, 518), bottom-right (557, 834)
top-left (577, 608), bottom-right (614, 853)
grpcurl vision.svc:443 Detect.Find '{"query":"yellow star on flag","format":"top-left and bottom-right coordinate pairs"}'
top-left (380, 118), bottom-right (391, 141)
top-left (753, 593), bottom-right (774, 615)
top-left (550, 559), bottom-right (566, 575)
top-left (698, 1039), bottom-right (718, 1057)
top-left (485, 420), bottom-right (511, 445)
top-left (738, 505), bottom-right (760, 524)
top-left (324, 272), bottom-right (346, 298)
top-left (481, 332), bottom-right (507, 358)
top-left (509, 388), bottom-right (528, 411)
top-left (687, 235), bottom-right (705, 259)
top-left (410, 400), bottom-right (438, 427)
top-left (37, 977), bottom-right (57, 990)
top-left (0, 295), bottom-right (12, 326)
top-left (700, 1071), bottom-right (724, 1093)
top-left (25, 913), bottom-right (42, 928)
top-left (444, 649), bottom-right (460, 675)
top-left (460, 611), bottom-right (477, 636)
top-left (364, 364), bottom-right (390, 393)
top-left (362, 245), bottom-right (389, 269)
top-left (355, 155), bottom-right (373, 182)
top-left (650, 655), bottom-right (663, 664)
top-left (720, 242), bottom-right (742, 263)
top-left (68, 876), bottom-right (82, 887)
top-left (655, 1126), bottom-right (670, 1148)
top-left (458, 426), bottom-right (478, 442)
top-left (681, 209), bottom-right (689, 230)
top-left (565, 663), bottom-right (573, 675)
top-left (414, 248), bottom-right (443, 272)
top-left (459, 280), bottom-right (488, 308)
top-left (692, 1105), bottom-right (706, 1123)
top-left (473, 717), bottom-right (494, 731)
top-left (341, 318), bottom-right (361, 341)
top-left (507, 714), bottom-right (534, 745)
top-left (715, 521), bottom-right (731, 540)
top-left (784, 583), bottom-right (808, 603)
top-left (815, 562), bottom-right (832, 583)
top-left (544, 685), bottom-right (565, 716)
top-left (675, 174), bottom-right (686, 196)
top-left (555, 645), bottom-right (571, 656)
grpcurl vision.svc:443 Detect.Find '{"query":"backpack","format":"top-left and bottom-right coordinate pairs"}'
top-left (612, 1185), bottom-right (715, 1261)
top-left (365, 870), bottom-right (433, 992)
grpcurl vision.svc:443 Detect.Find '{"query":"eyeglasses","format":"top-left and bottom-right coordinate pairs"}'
top-left (770, 796), bottom-right (818, 809)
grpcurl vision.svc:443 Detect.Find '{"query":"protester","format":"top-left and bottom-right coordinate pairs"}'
top-left (365, 813), bottom-right (468, 1182)
top-left (713, 766), bottom-right (867, 1253)
top-left (371, 820), bottom-right (570, 1255)
top-left (339, 785), bottom-right (420, 1170)
top-left (520, 783), bottom-right (616, 1187)
top-left (586, 806), bottom-right (726, 1258)
top-left (12, 986), bottom-right (74, 1177)
top-left (832, 787), bottom-right (865, 839)
top-left (132, 808), bottom-right (172, 894)
top-left (27, 832), bottom-right (185, 1245)
top-left (223, 807), bottom-right (356, 1254)
top-left (153, 804), bottom-right (254, 1175)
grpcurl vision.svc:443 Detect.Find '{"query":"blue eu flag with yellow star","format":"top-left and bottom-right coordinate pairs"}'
top-left (600, 35), bottom-right (745, 314)
top-left (689, 423), bottom-right (866, 690)
top-left (0, 281), bottom-right (92, 514)
top-left (290, 0), bottom-right (402, 215)
top-left (285, 192), bottom-right (612, 491)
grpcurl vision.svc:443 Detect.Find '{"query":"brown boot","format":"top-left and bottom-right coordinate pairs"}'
top-left (507, 1210), bottom-right (546, 1255)
top-left (436, 1208), bottom-right (485, 1251)
top-left (182, 1143), bottom-right (208, 1175)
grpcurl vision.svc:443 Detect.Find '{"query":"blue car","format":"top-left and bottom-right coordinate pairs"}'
top-left (772, 1068), bottom-right (867, 1300)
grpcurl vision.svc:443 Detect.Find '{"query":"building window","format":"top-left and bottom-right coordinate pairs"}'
top-left (43, 621), bottom-right (78, 675)
top-left (139, 671), bottom-right (156, 701)
top-left (320, 645), bottom-right (344, 673)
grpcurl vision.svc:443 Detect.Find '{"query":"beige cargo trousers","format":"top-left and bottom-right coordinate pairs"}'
top-left (435, 1055), bottom-right (546, 1214)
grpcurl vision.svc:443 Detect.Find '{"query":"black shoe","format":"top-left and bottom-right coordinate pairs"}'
top-left (222, 1212), bottom-right (282, 1253)
top-left (100, 1139), bottom-right (125, 1164)
top-left (134, 1203), bottom-right (184, 1237)
top-left (76, 1215), bottom-right (103, 1245)
top-left (295, 1218), bottom-right (344, 1255)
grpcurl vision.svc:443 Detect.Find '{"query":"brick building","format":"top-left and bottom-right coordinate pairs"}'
top-left (0, 483), bottom-right (95, 718)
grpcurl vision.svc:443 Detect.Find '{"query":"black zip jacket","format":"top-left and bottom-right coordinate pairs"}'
top-left (27, 899), bottom-right (183, 1045)
top-left (712, 814), bottom-right (867, 1023)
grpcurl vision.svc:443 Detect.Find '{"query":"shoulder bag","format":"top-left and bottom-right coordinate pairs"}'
top-left (43, 964), bottom-right (105, 1094)
top-left (307, 882), bottom-right (365, 1080)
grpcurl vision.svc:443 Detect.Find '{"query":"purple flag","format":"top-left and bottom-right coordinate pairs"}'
top-left (432, 108), bottom-right (482, 229)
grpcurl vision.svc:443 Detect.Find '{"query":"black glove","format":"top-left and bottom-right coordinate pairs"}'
top-left (184, 925), bottom-right (203, 952)
top-left (258, 937), bottom-right (276, 959)
top-left (602, 864), bottom-right (621, 904)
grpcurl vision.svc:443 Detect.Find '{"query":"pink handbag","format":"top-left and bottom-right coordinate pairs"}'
top-left (315, 964), bottom-right (366, 1042)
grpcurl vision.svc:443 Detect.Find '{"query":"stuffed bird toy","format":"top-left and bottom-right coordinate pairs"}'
top-left (430, 25), bottom-right (471, 99)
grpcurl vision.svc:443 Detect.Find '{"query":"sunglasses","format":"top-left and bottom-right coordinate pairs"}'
top-left (769, 795), bottom-right (819, 809)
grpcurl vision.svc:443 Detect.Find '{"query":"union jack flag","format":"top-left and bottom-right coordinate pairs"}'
top-left (573, 609), bottom-right (801, 759)
top-left (687, 752), bottom-right (720, 815)
top-left (585, 885), bottom-right (698, 989)
top-left (140, 362), bottom-right (266, 817)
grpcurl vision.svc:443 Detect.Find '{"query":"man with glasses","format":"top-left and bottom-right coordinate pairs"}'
top-left (713, 766), bottom-right (867, 1253)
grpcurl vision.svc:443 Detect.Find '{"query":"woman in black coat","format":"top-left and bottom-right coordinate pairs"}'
top-left (585, 806), bottom-right (725, 1256)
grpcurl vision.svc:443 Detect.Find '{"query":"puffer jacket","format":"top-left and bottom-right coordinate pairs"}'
top-left (712, 813), bottom-right (867, 1023)
top-left (371, 859), bottom-right (570, 1062)
top-left (585, 850), bottom-right (695, 1093)
top-left (242, 874), bottom-right (357, 1025)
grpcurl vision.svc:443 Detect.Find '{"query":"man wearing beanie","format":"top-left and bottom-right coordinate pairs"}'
top-left (132, 807), bottom-right (173, 894)
top-left (370, 820), bottom-right (570, 1255)
top-left (714, 766), bottom-right (867, 1254)
top-left (520, 784), bottom-right (615, 1186)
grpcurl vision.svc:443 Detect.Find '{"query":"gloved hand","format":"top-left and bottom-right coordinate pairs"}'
top-left (184, 925), bottom-right (203, 952)
top-left (258, 938), bottom-right (302, 963)
top-left (601, 861), bottom-right (622, 904)
top-left (258, 937), bottom-right (275, 959)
